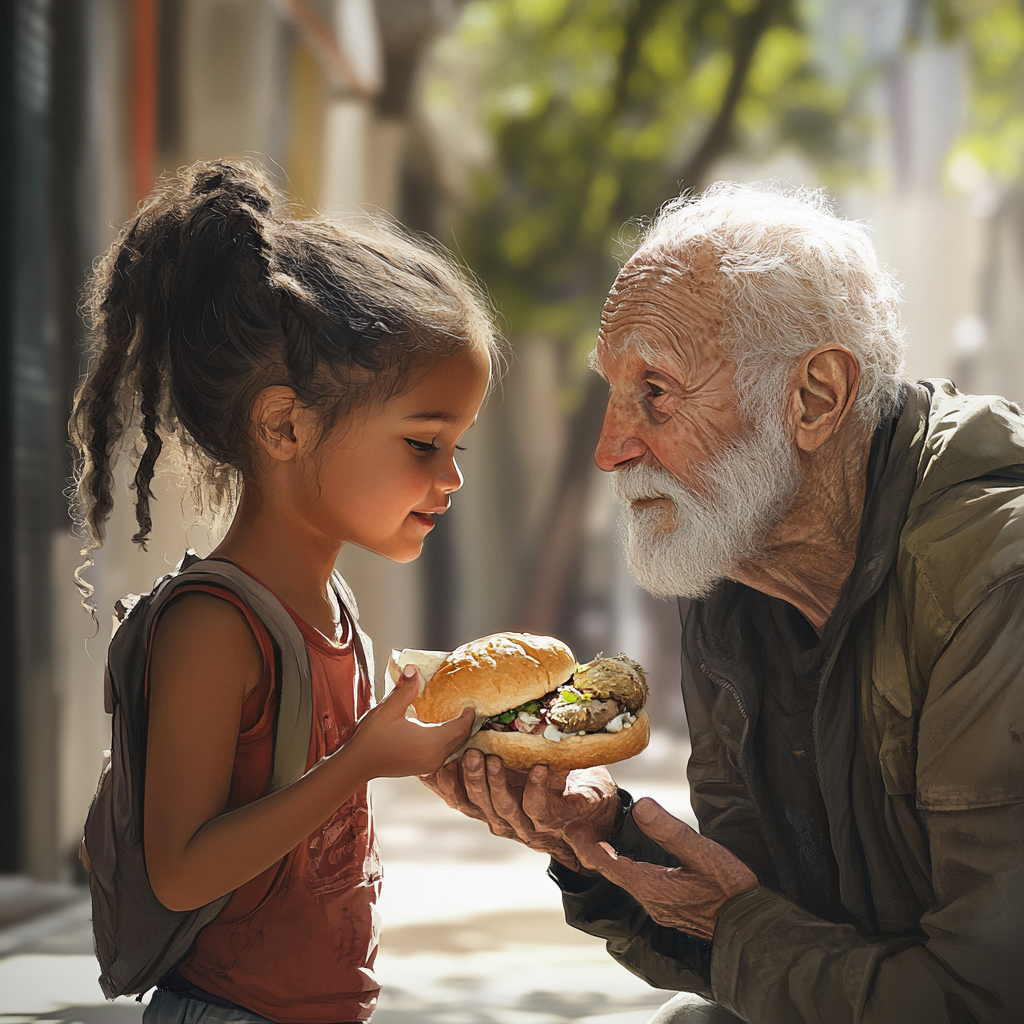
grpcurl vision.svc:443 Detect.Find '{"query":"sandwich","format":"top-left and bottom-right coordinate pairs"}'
top-left (388, 632), bottom-right (650, 771)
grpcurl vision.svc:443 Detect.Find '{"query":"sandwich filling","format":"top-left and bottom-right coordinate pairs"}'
top-left (480, 653), bottom-right (647, 743)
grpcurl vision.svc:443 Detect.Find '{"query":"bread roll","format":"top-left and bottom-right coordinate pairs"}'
top-left (413, 631), bottom-right (649, 770)
top-left (413, 632), bottom-right (575, 722)
top-left (469, 708), bottom-right (651, 771)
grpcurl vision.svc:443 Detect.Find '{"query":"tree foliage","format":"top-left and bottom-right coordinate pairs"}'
top-left (937, 0), bottom-right (1024, 186)
top-left (430, 0), bottom-right (862, 345)
top-left (422, 0), bottom-right (1024, 638)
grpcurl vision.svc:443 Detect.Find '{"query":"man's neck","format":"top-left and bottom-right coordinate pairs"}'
top-left (731, 424), bottom-right (874, 636)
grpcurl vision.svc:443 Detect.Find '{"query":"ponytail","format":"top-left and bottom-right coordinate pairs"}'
top-left (71, 163), bottom-right (276, 577)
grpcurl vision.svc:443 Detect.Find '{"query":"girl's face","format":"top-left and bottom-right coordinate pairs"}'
top-left (306, 345), bottom-right (491, 563)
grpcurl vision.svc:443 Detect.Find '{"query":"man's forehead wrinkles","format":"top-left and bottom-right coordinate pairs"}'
top-left (609, 265), bottom-right (690, 310)
top-left (601, 302), bottom-right (709, 365)
top-left (602, 296), bottom-right (688, 334)
top-left (622, 263), bottom-right (688, 286)
top-left (596, 333), bottom-right (687, 384)
top-left (608, 267), bottom-right (722, 328)
top-left (599, 254), bottom-right (727, 389)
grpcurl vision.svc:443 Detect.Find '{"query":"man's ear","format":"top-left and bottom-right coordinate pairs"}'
top-left (786, 346), bottom-right (860, 452)
top-left (252, 386), bottom-right (304, 462)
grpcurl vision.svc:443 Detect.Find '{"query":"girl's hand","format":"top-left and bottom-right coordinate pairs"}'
top-left (346, 666), bottom-right (474, 780)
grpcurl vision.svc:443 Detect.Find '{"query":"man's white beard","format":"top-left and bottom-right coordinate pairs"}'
top-left (610, 414), bottom-right (802, 599)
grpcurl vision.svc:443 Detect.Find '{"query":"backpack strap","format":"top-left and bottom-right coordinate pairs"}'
top-left (145, 558), bottom-right (314, 791)
top-left (330, 569), bottom-right (376, 702)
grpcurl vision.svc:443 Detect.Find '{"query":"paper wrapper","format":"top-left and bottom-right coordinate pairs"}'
top-left (388, 648), bottom-right (488, 764)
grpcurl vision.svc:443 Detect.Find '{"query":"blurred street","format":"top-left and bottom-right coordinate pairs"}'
top-left (0, 731), bottom-right (696, 1024)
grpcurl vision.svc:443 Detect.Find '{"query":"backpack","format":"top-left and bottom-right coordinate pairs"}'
top-left (82, 550), bottom-right (373, 999)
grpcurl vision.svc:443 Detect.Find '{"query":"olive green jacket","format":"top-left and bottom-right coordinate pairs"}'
top-left (556, 381), bottom-right (1024, 1023)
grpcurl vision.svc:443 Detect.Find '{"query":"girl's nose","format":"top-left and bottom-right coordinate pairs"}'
top-left (438, 454), bottom-right (464, 494)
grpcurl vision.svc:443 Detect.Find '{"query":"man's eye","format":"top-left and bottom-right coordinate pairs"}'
top-left (645, 382), bottom-right (666, 399)
top-left (405, 438), bottom-right (438, 452)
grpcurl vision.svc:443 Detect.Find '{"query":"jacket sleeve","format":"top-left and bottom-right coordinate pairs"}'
top-left (550, 788), bottom-right (715, 996)
top-left (710, 578), bottom-right (1024, 1024)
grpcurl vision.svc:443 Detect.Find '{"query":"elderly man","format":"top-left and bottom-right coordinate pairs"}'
top-left (425, 183), bottom-right (1024, 1023)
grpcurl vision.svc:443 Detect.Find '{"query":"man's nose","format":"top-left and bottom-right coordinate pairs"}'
top-left (594, 398), bottom-right (648, 472)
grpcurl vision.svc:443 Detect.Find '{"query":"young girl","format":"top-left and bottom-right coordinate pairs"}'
top-left (70, 160), bottom-right (498, 1022)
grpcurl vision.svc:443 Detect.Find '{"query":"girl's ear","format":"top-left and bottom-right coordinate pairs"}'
top-left (252, 386), bottom-right (306, 462)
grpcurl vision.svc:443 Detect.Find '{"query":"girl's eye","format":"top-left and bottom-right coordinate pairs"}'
top-left (455, 445), bottom-right (467, 452)
top-left (405, 438), bottom-right (438, 453)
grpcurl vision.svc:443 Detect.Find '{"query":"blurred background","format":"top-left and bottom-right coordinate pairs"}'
top-left (1, 0), bottom-right (1023, 1018)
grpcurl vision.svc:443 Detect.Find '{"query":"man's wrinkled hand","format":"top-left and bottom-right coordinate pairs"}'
top-left (418, 751), bottom-right (491, 823)
top-left (562, 797), bottom-right (759, 940)
top-left (485, 756), bottom-right (620, 873)
top-left (420, 749), bottom-right (621, 873)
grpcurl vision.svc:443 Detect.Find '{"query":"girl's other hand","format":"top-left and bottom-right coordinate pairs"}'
top-left (347, 665), bottom-right (474, 780)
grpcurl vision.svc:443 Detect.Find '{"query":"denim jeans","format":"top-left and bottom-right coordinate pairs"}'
top-left (143, 988), bottom-right (282, 1024)
top-left (143, 988), bottom-right (363, 1024)
top-left (645, 992), bottom-right (745, 1023)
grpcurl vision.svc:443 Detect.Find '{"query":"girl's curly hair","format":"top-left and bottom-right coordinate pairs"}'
top-left (69, 160), bottom-right (500, 607)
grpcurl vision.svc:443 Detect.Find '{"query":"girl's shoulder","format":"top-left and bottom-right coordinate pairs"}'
top-left (150, 586), bottom-right (271, 701)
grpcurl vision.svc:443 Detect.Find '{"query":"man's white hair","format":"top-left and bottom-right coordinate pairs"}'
top-left (634, 181), bottom-right (908, 428)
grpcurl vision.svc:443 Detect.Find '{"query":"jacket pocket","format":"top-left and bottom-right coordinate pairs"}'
top-left (871, 655), bottom-right (917, 797)
top-left (876, 701), bottom-right (916, 796)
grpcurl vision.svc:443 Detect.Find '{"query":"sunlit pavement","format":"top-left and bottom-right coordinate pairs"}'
top-left (0, 731), bottom-right (695, 1024)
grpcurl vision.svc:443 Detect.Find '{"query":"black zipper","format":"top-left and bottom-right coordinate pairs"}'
top-left (699, 657), bottom-right (748, 720)
top-left (698, 656), bottom-right (750, 779)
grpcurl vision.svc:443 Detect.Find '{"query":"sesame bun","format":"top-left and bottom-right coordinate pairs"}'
top-left (413, 632), bottom-right (576, 722)
top-left (468, 708), bottom-right (651, 772)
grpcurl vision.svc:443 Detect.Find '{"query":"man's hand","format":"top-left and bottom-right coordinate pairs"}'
top-left (420, 749), bottom-right (620, 873)
top-left (563, 796), bottom-right (759, 940)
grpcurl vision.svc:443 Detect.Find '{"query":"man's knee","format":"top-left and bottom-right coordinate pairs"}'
top-left (645, 992), bottom-right (745, 1024)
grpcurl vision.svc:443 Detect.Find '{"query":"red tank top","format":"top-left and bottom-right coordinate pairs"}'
top-left (167, 577), bottom-right (381, 1022)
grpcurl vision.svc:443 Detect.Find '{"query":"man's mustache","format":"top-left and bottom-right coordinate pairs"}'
top-left (610, 462), bottom-right (684, 505)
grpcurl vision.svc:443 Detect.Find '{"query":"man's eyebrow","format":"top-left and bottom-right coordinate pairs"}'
top-left (586, 347), bottom-right (608, 380)
top-left (403, 411), bottom-right (460, 425)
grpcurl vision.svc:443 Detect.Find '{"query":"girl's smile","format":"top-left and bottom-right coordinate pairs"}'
top-left (409, 510), bottom-right (440, 529)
